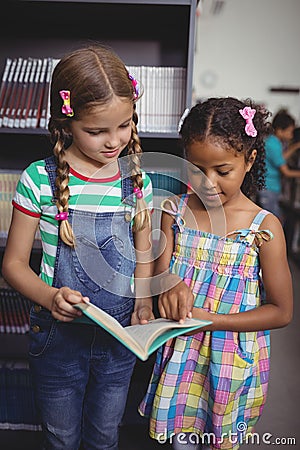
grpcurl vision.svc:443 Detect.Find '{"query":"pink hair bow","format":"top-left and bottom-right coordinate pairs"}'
top-left (59, 90), bottom-right (74, 117)
top-left (239, 106), bottom-right (257, 137)
top-left (128, 74), bottom-right (139, 99)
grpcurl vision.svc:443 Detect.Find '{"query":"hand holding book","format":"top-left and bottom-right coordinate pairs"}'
top-left (74, 301), bottom-right (212, 361)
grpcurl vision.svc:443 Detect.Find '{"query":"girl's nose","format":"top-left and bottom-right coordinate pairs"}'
top-left (105, 132), bottom-right (119, 149)
top-left (201, 172), bottom-right (216, 190)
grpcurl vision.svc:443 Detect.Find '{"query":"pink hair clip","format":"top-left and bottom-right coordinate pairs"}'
top-left (128, 74), bottom-right (139, 100)
top-left (55, 211), bottom-right (69, 221)
top-left (59, 90), bottom-right (74, 117)
top-left (133, 187), bottom-right (143, 199)
top-left (239, 106), bottom-right (257, 137)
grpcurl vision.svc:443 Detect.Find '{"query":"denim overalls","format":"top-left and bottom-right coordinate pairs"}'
top-left (29, 156), bottom-right (137, 450)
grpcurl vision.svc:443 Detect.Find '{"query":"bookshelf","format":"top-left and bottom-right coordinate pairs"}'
top-left (0, 0), bottom-right (198, 434)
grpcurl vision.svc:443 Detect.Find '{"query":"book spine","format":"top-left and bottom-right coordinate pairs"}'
top-left (0, 58), bottom-right (13, 127)
top-left (8, 58), bottom-right (27, 128)
top-left (0, 58), bottom-right (17, 128)
top-left (26, 58), bottom-right (42, 128)
top-left (20, 58), bottom-right (37, 129)
top-left (38, 57), bottom-right (52, 129)
top-left (2, 57), bottom-right (23, 128)
top-left (31, 57), bottom-right (47, 128)
top-left (15, 58), bottom-right (32, 128)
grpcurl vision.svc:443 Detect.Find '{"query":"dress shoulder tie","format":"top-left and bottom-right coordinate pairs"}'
top-left (161, 197), bottom-right (186, 232)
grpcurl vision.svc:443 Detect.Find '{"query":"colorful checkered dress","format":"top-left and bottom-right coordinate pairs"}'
top-left (139, 194), bottom-right (273, 450)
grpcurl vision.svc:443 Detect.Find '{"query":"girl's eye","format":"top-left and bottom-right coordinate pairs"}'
top-left (87, 130), bottom-right (103, 135)
top-left (120, 122), bottom-right (131, 129)
top-left (218, 171), bottom-right (230, 176)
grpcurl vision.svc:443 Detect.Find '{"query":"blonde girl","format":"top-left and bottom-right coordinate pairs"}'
top-left (2, 44), bottom-right (154, 450)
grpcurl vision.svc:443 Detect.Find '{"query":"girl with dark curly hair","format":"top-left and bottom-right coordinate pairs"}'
top-left (139, 97), bottom-right (293, 450)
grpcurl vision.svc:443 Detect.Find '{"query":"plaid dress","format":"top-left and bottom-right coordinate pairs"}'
top-left (139, 194), bottom-right (273, 450)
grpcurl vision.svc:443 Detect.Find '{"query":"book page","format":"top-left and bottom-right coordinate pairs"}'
top-left (124, 317), bottom-right (206, 350)
top-left (75, 302), bottom-right (210, 360)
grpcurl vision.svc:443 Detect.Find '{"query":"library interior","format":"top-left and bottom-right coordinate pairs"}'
top-left (0, 1), bottom-right (299, 449)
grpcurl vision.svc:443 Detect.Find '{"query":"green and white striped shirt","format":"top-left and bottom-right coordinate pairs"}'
top-left (13, 159), bottom-right (153, 287)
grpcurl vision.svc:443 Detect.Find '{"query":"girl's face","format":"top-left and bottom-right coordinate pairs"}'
top-left (68, 96), bottom-right (133, 168)
top-left (277, 125), bottom-right (294, 142)
top-left (187, 138), bottom-right (256, 208)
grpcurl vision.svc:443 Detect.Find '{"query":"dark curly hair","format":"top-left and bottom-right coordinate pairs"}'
top-left (179, 97), bottom-right (272, 197)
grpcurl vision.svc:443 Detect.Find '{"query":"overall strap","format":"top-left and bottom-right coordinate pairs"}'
top-left (119, 157), bottom-right (135, 207)
top-left (44, 155), bottom-right (57, 200)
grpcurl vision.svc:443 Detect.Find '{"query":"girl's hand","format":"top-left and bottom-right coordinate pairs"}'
top-left (158, 278), bottom-right (194, 323)
top-left (131, 304), bottom-right (155, 325)
top-left (50, 287), bottom-right (89, 322)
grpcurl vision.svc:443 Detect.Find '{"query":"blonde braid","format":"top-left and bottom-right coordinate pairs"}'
top-left (53, 138), bottom-right (76, 248)
top-left (127, 112), bottom-right (151, 231)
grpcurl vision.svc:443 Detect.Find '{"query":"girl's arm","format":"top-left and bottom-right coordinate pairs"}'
top-left (2, 208), bottom-right (86, 322)
top-left (131, 221), bottom-right (155, 324)
top-left (187, 214), bottom-right (293, 331)
top-left (157, 210), bottom-right (293, 331)
top-left (155, 210), bottom-right (195, 323)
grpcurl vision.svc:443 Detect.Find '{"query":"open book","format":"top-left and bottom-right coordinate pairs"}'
top-left (74, 302), bottom-right (211, 361)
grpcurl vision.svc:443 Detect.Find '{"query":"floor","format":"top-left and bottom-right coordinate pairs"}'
top-left (1, 258), bottom-right (299, 450)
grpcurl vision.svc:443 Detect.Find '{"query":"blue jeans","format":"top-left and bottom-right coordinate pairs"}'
top-left (257, 189), bottom-right (282, 219)
top-left (29, 306), bottom-right (136, 450)
top-left (29, 156), bottom-right (137, 449)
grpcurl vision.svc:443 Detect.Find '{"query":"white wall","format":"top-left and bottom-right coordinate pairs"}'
top-left (193, 0), bottom-right (300, 123)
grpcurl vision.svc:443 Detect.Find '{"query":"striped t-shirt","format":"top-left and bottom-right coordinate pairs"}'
top-left (13, 158), bottom-right (153, 287)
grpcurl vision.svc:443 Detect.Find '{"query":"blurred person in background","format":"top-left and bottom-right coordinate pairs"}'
top-left (257, 108), bottom-right (300, 223)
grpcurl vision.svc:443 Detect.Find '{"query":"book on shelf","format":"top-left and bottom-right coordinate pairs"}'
top-left (25, 58), bottom-right (42, 128)
top-left (31, 57), bottom-right (48, 128)
top-left (38, 57), bottom-right (53, 129)
top-left (0, 288), bottom-right (31, 334)
top-left (14, 58), bottom-right (33, 128)
top-left (20, 58), bottom-right (38, 128)
top-left (74, 301), bottom-right (211, 361)
top-left (7, 58), bottom-right (28, 128)
top-left (0, 58), bottom-right (17, 127)
top-left (0, 170), bottom-right (22, 240)
top-left (0, 58), bottom-right (13, 125)
top-left (2, 57), bottom-right (23, 128)
top-left (0, 57), bottom-right (187, 132)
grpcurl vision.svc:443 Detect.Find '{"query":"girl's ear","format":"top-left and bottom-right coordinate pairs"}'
top-left (246, 149), bottom-right (257, 172)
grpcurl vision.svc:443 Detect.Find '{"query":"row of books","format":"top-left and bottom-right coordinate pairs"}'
top-left (0, 289), bottom-right (31, 334)
top-left (0, 170), bottom-right (21, 239)
top-left (0, 57), bottom-right (187, 133)
top-left (0, 57), bottom-right (56, 130)
top-left (0, 366), bottom-right (41, 430)
top-left (127, 65), bottom-right (186, 133)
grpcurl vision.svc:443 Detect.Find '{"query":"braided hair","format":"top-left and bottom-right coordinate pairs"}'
top-left (48, 44), bottom-right (150, 247)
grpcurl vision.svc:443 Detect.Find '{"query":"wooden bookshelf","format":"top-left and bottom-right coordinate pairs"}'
top-left (0, 0), bottom-right (198, 432)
